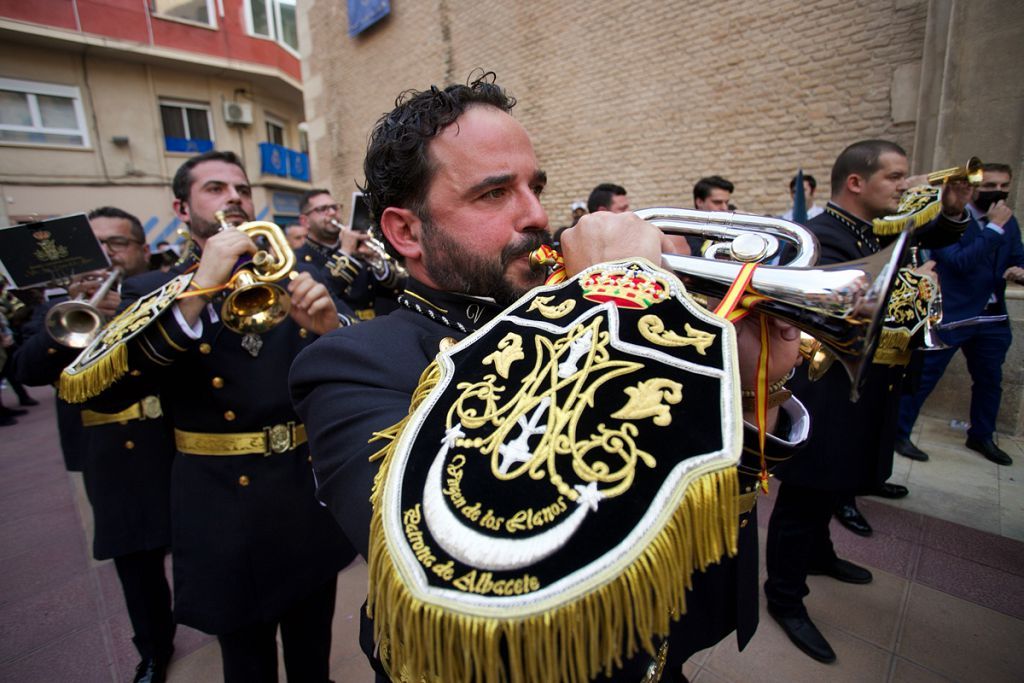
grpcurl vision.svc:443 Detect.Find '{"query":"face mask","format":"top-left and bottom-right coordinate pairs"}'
top-left (974, 190), bottom-right (1009, 212)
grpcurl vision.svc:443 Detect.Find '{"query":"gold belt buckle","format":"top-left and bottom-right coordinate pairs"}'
top-left (263, 422), bottom-right (294, 456)
top-left (140, 395), bottom-right (163, 419)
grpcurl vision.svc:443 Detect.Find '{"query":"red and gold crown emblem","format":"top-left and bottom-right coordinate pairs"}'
top-left (33, 230), bottom-right (51, 240)
top-left (580, 263), bottom-right (670, 309)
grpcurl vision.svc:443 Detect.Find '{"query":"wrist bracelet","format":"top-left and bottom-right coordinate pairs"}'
top-left (740, 368), bottom-right (794, 398)
top-left (742, 388), bottom-right (792, 411)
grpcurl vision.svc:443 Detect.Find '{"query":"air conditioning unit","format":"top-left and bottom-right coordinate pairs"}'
top-left (223, 101), bottom-right (253, 125)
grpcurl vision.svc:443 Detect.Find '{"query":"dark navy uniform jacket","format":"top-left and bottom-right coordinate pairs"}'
top-left (81, 255), bottom-right (355, 634)
top-left (291, 277), bottom-right (807, 680)
top-left (297, 237), bottom-right (401, 321)
top-left (13, 293), bottom-right (174, 561)
top-left (930, 213), bottom-right (1023, 325)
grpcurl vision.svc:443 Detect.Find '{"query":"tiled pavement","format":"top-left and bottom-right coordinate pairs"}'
top-left (1, 384), bottom-right (1022, 682)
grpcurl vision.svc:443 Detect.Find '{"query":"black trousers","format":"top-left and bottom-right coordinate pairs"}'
top-left (218, 576), bottom-right (337, 683)
top-left (764, 482), bottom-right (843, 618)
top-left (113, 547), bottom-right (175, 660)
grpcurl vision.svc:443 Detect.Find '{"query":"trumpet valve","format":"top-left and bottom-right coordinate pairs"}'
top-left (730, 233), bottom-right (774, 262)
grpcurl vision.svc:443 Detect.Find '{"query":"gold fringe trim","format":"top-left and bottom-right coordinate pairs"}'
top-left (872, 199), bottom-right (942, 236)
top-left (366, 360), bottom-right (740, 683)
top-left (58, 343), bottom-right (128, 404)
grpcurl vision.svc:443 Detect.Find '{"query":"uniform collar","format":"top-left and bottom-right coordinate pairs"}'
top-left (824, 201), bottom-right (881, 252)
top-left (397, 278), bottom-right (503, 335)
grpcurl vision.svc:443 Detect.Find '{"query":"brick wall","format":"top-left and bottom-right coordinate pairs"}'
top-left (300, 0), bottom-right (928, 225)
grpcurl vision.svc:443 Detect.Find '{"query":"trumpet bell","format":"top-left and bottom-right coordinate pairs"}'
top-left (221, 271), bottom-right (291, 335)
top-left (45, 300), bottom-right (105, 348)
top-left (215, 219), bottom-right (296, 335)
top-left (927, 156), bottom-right (983, 186)
top-left (45, 267), bottom-right (123, 349)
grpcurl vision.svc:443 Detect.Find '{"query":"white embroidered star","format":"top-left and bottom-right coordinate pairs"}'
top-left (574, 481), bottom-right (603, 512)
top-left (442, 423), bottom-right (465, 449)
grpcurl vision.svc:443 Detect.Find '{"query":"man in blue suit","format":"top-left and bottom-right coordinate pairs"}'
top-left (895, 163), bottom-right (1024, 465)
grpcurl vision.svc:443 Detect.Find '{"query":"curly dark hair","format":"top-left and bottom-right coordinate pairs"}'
top-left (359, 71), bottom-right (516, 259)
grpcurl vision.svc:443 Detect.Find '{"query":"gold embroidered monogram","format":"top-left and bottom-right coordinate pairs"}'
top-left (368, 259), bottom-right (742, 683)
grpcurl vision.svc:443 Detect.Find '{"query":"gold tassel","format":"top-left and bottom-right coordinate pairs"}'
top-left (58, 343), bottom-right (128, 404)
top-left (367, 359), bottom-right (741, 683)
top-left (872, 199), bottom-right (942, 236)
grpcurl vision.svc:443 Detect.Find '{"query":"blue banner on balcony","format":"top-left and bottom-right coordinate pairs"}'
top-left (260, 142), bottom-right (288, 177)
top-left (348, 0), bottom-right (390, 36)
top-left (288, 149), bottom-right (310, 181)
top-left (165, 137), bottom-right (213, 153)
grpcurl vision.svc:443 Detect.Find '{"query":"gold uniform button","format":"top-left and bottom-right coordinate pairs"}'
top-left (740, 518), bottom-right (749, 528)
top-left (299, 328), bottom-right (308, 338)
top-left (124, 440), bottom-right (135, 450)
top-left (224, 410), bottom-right (236, 421)
top-left (47, 348), bottom-right (58, 355)
top-left (238, 475), bottom-right (250, 487)
top-left (130, 369), bottom-right (142, 377)
top-left (307, 455), bottom-right (313, 463)
top-left (304, 255), bottom-right (312, 262)
top-left (211, 377), bottom-right (225, 389)
top-left (199, 343), bottom-right (212, 355)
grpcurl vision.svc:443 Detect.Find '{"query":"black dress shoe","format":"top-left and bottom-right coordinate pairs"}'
top-left (768, 609), bottom-right (836, 664)
top-left (895, 437), bottom-right (929, 461)
top-left (965, 437), bottom-right (1013, 466)
top-left (808, 558), bottom-right (873, 584)
top-left (834, 504), bottom-right (872, 537)
top-left (132, 657), bottom-right (168, 683)
top-left (0, 407), bottom-right (27, 417)
top-left (871, 482), bottom-right (909, 499)
top-left (0, 415), bottom-right (16, 427)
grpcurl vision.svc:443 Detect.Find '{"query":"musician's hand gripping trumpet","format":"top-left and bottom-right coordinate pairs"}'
top-left (536, 207), bottom-right (920, 401)
top-left (46, 267), bottom-right (123, 348)
top-left (214, 211), bottom-right (296, 335)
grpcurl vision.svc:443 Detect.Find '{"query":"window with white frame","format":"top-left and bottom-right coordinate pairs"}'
top-left (265, 115), bottom-right (286, 146)
top-left (159, 100), bottom-right (214, 152)
top-left (246, 0), bottom-right (298, 53)
top-left (0, 78), bottom-right (90, 148)
top-left (151, 0), bottom-right (217, 27)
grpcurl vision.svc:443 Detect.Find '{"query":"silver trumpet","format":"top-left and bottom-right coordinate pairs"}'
top-left (634, 208), bottom-right (913, 401)
top-left (46, 267), bottom-right (124, 348)
top-left (331, 218), bottom-right (391, 267)
top-left (330, 218), bottom-right (403, 283)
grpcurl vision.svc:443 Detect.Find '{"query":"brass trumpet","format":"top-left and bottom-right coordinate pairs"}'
top-left (927, 156), bottom-right (984, 186)
top-left (330, 218), bottom-right (393, 271)
top-left (633, 208), bottom-right (913, 401)
top-left (46, 267), bottom-right (123, 348)
top-left (215, 212), bottom-right (296, 335)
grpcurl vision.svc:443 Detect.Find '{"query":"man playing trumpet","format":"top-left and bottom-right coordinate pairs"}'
top-left (13, 207), bottom-right (179, 682)
top-left (291, 72), bottom-right (810, 683)
top-left (298, 188), bottom-right (403, 320)
top-left (63, 151), bottom-right (357, 682)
